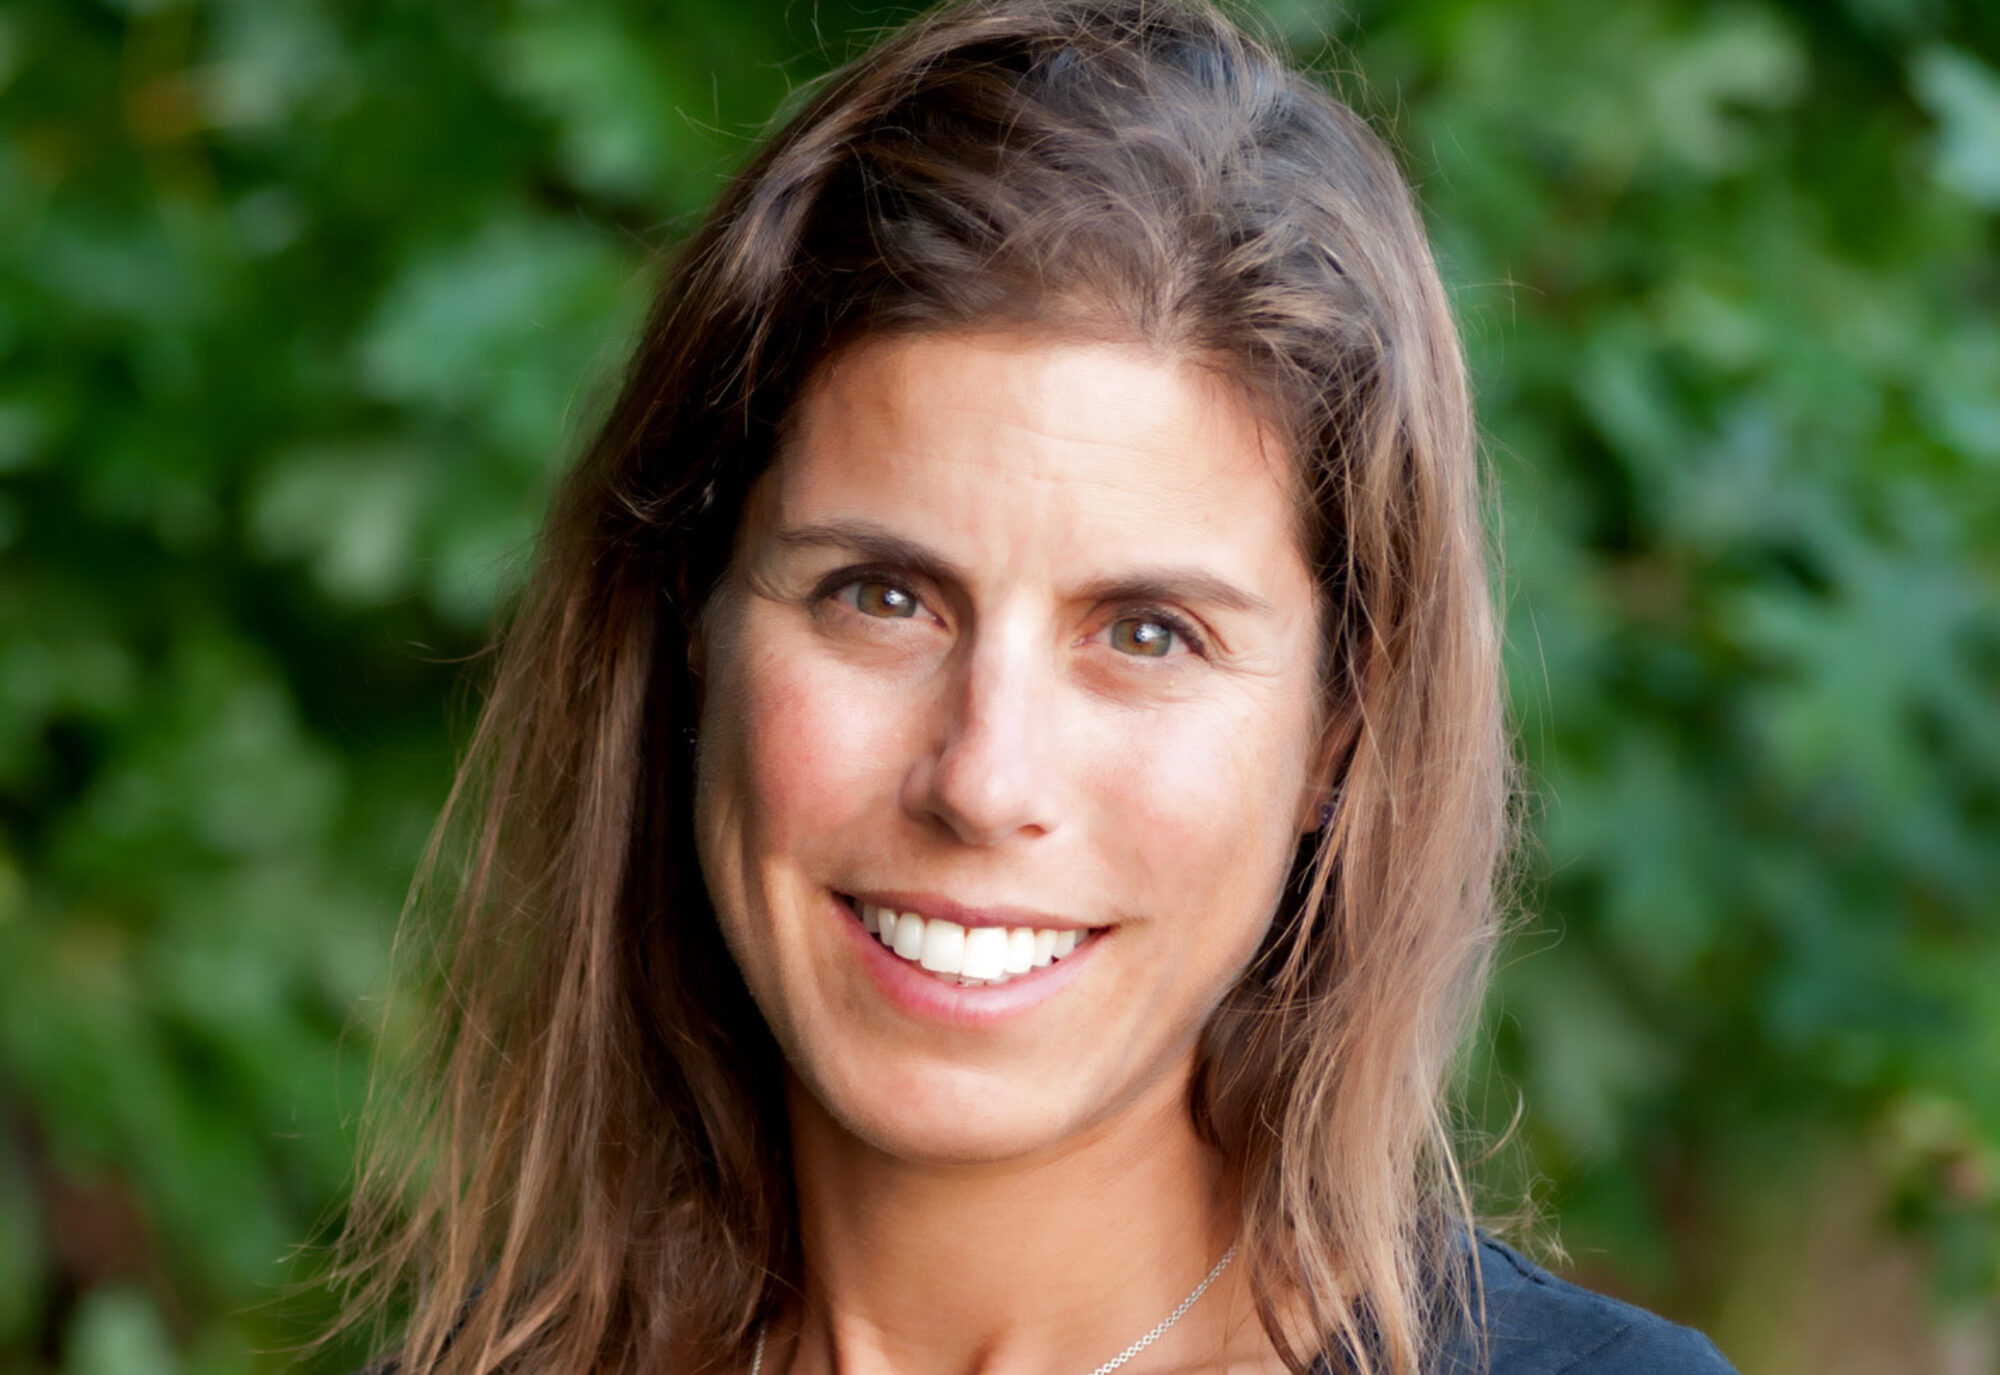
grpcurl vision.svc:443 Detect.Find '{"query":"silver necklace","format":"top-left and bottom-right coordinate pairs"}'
top-left (748, 1243), bottom-right (1237, 1375)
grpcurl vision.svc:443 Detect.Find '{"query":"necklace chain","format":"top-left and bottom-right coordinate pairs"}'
top-left (748, 1243), bottom-right (1237, 1375)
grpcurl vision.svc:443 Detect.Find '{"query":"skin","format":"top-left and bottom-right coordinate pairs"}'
top-left (694, 330), bottom-right (1328, 1375)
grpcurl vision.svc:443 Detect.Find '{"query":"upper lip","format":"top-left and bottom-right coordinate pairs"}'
top-left (845, 890), bottom-right (1095, 932)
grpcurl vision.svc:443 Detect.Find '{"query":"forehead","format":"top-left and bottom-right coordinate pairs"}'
top-left (765, 330), bottom-right (1308, 565)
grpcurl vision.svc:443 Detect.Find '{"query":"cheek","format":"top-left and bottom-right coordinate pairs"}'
top-left (1086, 692), bottom-right (1313, 943)
top-left (700, 628), bottom-right (908, 881)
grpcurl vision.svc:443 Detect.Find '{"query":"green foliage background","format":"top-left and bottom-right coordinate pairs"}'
top-left (2, 0), bottom-right (1996, 1371)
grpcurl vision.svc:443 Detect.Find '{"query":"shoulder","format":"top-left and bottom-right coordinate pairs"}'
top-left (1443, 1236), bottom-right (1738, 1375)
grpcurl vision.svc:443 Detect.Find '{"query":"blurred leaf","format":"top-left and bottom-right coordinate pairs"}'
top-left (1503, 944), bottom-right (1666, 1161)
top-left (494, 7), bottom-right (694, 203)
top-left (1912, 45), bottom-right (2000, 208)
top-left (1647, 9), bottom-right (1806, 172)
top-left (354, 213), bottom-right (641, 463)
top-left (64, 1289), bottom-right (177, 1375)
top-left (199, 0), bottom-right (352, 135)
top-left (249, 442), bottom-right (432, 607)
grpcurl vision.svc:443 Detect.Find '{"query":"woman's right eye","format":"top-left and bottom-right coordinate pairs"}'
top-left (836, 577), bottom-right (921, 619)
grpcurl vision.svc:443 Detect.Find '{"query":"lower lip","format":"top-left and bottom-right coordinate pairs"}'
top-left (831, 893), bottom-right (1101, 1025)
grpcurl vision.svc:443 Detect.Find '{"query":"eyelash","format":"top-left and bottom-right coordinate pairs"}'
top-left (813, 569), bottom-right (1209, 660)
top-left (815, 568), bottom-right (929, 620)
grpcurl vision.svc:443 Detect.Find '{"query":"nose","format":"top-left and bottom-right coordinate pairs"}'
top-left (902, 626), bottom-right (1060, 845)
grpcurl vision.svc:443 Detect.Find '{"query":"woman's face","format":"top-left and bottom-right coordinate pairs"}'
top-left (694, 330), bottom-right (1326, 1166)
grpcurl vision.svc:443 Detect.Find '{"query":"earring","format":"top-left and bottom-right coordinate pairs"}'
top-left (1314, 796), bottom-right (1335, 830)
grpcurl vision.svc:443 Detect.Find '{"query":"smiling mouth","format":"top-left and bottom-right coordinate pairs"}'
top-left (841, 898), bottom-right (1096, 988)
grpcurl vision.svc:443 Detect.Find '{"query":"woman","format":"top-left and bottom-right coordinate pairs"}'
top-left (337, 1), bottom-right (1736, 1372)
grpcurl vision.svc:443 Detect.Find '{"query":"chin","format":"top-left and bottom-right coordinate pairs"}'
top-left (794, 1064), bottom-right (1044, 1164)
top-left (786, 1041), bottom-right (1189, 1169)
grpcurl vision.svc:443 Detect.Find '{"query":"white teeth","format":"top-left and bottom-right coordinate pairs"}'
top-left (1003, 927), bottom-right (1035, 975)
top-left (854, 900), bottom-right (1090, 986)
top-left (919, 918), bottom-right (966, 974)
top-left (1032, 929), bottom-right (1057, 967)
top-left (961, 926), bottom-right (1009, 981)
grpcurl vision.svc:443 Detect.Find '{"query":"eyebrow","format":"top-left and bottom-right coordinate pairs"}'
top-left (772, 519), bottom-right (1277, 617)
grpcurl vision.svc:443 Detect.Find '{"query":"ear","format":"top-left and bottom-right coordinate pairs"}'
top-left (684, 612), bottom-right (712, 727)
top-left (1297, 704), bottom-right (1360, 834)
top-left (680, 559), bottom-right (732, 707)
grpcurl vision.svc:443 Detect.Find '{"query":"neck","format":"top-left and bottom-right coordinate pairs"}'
top-left (774, 1066), bottom-right (1270, 1375)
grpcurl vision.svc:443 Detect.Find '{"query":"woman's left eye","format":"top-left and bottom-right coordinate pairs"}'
top-left (1107, 613), bottom-right (1196, 659)
top-left (836, 577), bottom-right (922, 619)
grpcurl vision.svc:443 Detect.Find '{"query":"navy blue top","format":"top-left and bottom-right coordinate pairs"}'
top-left (1426, 1237), bottom-right (1737, 1374)
top-left (372, 1236), bottom-right (1736, 1375)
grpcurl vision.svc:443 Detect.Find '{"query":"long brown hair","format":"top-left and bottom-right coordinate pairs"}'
top-left (332, 2), bottom-right (1508, 1372)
